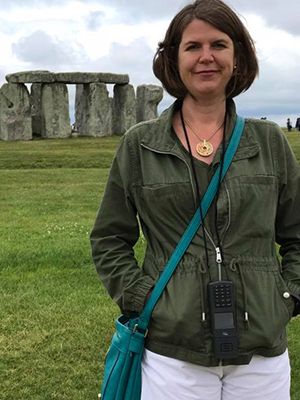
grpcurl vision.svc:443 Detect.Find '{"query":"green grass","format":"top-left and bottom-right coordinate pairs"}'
top-left (0, 136), bottom-right (145, 400)
top-left (0, 136), bottom-right (121, 169)
top-left (0, 132), bottom-right (300, 399)
top-left (284, 130), bottom-right (300, 163)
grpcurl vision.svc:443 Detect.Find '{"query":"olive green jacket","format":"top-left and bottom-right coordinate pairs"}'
top-left (90, 100), bottom-right (300, 366)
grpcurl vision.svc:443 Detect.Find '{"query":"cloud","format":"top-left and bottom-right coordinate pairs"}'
top-left (234, 58), bottom-right (300, 127)
top-left (11, 30), bottom-right (88, 69)
top-left (86, 11), bottom-right (106, 31)
top-left (78, 0), bottom-right (300, 39)
top-left (234, 14), bottom-right (300, 122)
top-left (1, 0), bottom-right (299, 38)
top-left (228, 0), bottom-right (300, 36)
top-left (89, 37), bottom-right (161, 87)
top-left (3, 1), bottom-right (299, 38)
top-left (96, 0), bottom-right (185, 23)
top-left (237, 63), bottom-right (300, 113)
top-left (0, 0), bottom-right (62, 10)
top-left (1, 0), bottom-right (299, 129)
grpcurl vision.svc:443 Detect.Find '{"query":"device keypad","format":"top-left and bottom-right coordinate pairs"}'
top-left (214, 284), bottom-right (232, 308)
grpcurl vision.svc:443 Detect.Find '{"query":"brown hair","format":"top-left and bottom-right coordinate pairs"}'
top-left (153, 0), bottom-right (259, 99)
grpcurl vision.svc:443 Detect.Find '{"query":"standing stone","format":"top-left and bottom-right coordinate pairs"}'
top-left (0, 83), bottom-right (32, 141)
top-left (75, 84), bottom-right (88, 135)
top-left (41, 83), bottom-right (71, 138)
top-left (30, 83), bottom-right (42, 137)
top-left (75, 83), bottom-right (112, 137)
top-left (136, 84), bottom-right (163, 123)
top-left (113, 84), bottom-right (136, 135)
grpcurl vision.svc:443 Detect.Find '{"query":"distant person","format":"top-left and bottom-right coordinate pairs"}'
top-left (296, 118), bottom-right (300, 132)
top-left (91, 1), bottom-right (300, 399)
top-left (287, 118), bottom-right (292, 132)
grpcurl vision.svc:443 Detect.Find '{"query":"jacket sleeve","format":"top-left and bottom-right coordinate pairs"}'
top-left (90, 134), bottom-right (155, 315)
top-left (275, 125), bottom-right (300, 297)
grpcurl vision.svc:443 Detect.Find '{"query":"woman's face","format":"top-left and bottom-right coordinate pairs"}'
top-left (178, 19), bottom-right (236, 101)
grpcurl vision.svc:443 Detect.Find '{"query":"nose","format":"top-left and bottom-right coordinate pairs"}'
top-left (199, 46), bottom-right (214, 63)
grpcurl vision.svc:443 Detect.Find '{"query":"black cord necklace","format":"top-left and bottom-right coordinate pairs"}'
top-left (179, 107), bottom-right (210, 269)
top-left (179, 105), bottom-right (228, 270)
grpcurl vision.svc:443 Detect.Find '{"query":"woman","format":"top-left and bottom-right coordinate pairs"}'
top-left (91, 0), bottom-right (300, 399)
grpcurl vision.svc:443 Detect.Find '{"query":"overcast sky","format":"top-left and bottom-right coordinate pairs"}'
top-left (1, 0), bottom-right (300, 127)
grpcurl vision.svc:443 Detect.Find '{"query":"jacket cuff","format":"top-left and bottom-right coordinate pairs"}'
top-left (122, 275), bottom-right (155, 315)
top-left (286, 281), bottom-right (300, 295)
top-left (290, 290), bottom-right (300, 317)
top-left (284, 282), bottom-right (300, 317)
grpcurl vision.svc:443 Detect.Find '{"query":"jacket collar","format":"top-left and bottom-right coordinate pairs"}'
top-left (141, 99), bottom-right (260, 165)
top-left (140, 100), bottom-right (181, 154)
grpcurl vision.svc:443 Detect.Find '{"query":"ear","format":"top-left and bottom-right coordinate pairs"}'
top-left (233, 55), bottom-right (237, 72)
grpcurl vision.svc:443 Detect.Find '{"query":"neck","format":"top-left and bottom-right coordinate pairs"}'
top-left (182, 95), bottom-right (226, 126)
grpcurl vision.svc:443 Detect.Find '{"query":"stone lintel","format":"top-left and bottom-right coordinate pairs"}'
top-left (6, 71), bottom-right (129, 85)
top-left (55, 72), bottom-right (129, 84)
top-left (6, 71), bottom-right (55, 84)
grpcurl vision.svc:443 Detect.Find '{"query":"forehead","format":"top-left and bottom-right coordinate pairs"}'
top-left (181, 19), bottom-right (232, 43)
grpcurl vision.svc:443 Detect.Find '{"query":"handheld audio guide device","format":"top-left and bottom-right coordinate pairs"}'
top-left (208, 281), bottom-right (238, 359)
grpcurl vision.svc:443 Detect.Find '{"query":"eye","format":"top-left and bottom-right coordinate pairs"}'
top-left (186, 44), bottom-right (201, 51)
top-left (212, 42), bottom-right (226, 49)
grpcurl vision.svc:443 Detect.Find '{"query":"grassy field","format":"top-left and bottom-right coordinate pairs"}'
top-left (0, 131), bottom-right (300, 399)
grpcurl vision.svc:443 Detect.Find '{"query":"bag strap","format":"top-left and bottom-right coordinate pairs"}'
top-left (137, 115), bottom-right (245, 334)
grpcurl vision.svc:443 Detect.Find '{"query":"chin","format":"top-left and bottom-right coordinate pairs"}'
top-left (191, 88), bottom-right (224, 99)
top-left (187, 82), bottom-right (227, 99)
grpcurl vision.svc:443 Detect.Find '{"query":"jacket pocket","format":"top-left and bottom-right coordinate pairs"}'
top-left (236, 262), bottom-right (293, 351)
top-left (140, 182), bottom-right (195, 225)
top-left (141, 182), bottom-right (192, 203)
top-left (148, 268), bottom-right (207, 353)
top-left (229, 175), bottom-right (277, 238)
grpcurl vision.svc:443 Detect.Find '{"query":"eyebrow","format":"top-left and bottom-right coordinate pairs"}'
top-left (183, 38), bottom-right (230, 47)
top-left (183, 40), bottom-right (200, 46)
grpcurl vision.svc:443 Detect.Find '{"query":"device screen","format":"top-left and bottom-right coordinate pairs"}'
top-left (214, 313), bottom-right (234, 329)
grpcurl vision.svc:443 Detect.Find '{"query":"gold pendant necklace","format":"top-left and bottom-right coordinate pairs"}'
top-left (196, 140), bottom-right (214, 157)
top-left (184, 118), bottom-right (225, 157)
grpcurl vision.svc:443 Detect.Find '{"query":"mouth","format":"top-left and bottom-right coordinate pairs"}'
top-left (197, 70), bottom-right (219, 76)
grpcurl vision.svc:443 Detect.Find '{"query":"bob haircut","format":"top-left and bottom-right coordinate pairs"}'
top-left (153, 0), bottom-right (259, 99)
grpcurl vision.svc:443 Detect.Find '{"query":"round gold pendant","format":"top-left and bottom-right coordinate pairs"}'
top-left (196, 140), bottom-right (213, 157)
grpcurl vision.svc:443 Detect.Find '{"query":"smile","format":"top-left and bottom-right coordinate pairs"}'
top-left (197, 70), bottom-right (219, 76)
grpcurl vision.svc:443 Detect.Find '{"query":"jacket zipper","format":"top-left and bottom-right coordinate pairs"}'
top-left (203, 181), bottom-right (231, 264)
top-left (216, 246), bottom-right (222, 281)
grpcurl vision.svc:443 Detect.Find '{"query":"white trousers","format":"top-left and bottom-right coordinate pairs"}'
top-left (141, 349), bottom-right (290, 400)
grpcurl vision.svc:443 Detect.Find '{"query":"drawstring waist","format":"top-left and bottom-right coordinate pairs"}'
top-left (229, 258), bottom-right (250, 329)
top-left (199, 257), bottom-right (207, 322)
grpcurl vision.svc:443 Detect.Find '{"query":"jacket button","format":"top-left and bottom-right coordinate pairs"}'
top-left (283, 292), bottom-right (290, 299)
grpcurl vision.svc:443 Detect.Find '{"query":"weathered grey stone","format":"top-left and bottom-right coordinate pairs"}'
top-left (136, 84), bottom-right (163, 123)
top-left (75, 83), bottom-right (112, 137)
top-left (0, 83), bottom-right (32, 141)
top-left (75, 84), bottom-right (88, 135)
top-left (6, 70), bottom-right (55, 84)
top-left (113, 84), bottom-right (136, 135)
top-left (6, 70), bottom-right (129, 85)
top-left (30, 83), bottom-right (42, 137)
top-left (55, 72), bottom-right (129, 85)
top-left (41, 83), bottom-right (71, 138)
